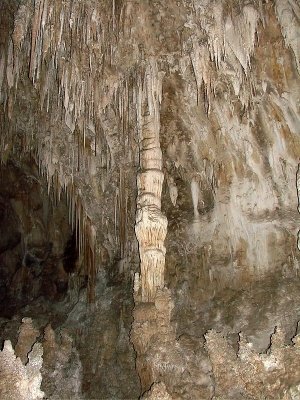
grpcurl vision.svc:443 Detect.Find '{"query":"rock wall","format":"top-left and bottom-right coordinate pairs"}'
top-left (0, 318), bottom-right (82, 400)
top-left (0, 338), bottom-right (44, 400)
top-left (205, 327), bottom-right (300, 399)
top-left (0, 158), bottom-right (73, 315)
top-left (1, 0), bottom-right (299, 295)
top-left (0, 0), bottom-right (300, 399)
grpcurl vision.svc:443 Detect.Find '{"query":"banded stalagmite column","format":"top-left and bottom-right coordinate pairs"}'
top-left (135, 59), bottom-right (167, 302)
top-left (297, 164), bottom-right (300, 252)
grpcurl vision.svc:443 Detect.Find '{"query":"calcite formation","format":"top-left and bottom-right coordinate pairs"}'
top-left (135, 60), bottom-right (168, 302)
top-left (0, 0), bottom-right (300, 398)
top-left (0, 318), bottom-right (82, 400)
top-left (205, 327), bottom-right (300, 399)
top-left (0, 340), bottom-right (44, 400)
top-left (15, 317), bottom-right (40, 364)
top-left (297, 164), bottom-right (300, 251)
top-left (142, 382), bottom-right (173, 400)
top-left (41, 324), bottom-right (82, 399)
top-left (1, 0), bottom-right (299, 294)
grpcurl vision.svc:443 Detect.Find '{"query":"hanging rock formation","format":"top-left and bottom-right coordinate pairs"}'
top-left (0, 0), bottom-right (300, 398)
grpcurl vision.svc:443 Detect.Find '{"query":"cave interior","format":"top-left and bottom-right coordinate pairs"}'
top-left (0, 0), bottom-right (300, 399)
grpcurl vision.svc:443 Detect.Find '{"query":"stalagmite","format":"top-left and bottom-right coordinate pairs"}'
top-left (191, 177), bottom-right (200, 218)
top-left (1, 1), bottom-right (300, 397)
top-left (135, 60), bottom-right (168, 302)
top-left (0, 340), bottom-right (44, 400)
top-left (297, 164), bottom-right (300, 251)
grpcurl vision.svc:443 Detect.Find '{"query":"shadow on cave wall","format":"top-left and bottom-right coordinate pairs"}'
top-left (0, 157), bottom-right (81, 317)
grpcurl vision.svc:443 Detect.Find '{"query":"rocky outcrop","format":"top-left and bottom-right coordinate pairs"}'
top-left (206, 327), bottom-right (300, 399)
top-left (142, 382), bottom-right (172, 400)
top-left (0, 340), bottom-right (44, 400)
top-left (0, 317), bottom-right (82, 400)
top-left (131, 288), bottom-right (213, 398)
top-left (41, 324), bottom-right (82, 400)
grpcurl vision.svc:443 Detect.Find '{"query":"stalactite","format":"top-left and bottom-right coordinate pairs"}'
top-left (190, 41), bottom-right (212, 111)
top-left (167, 176), bottom-right (178, 207)
top-left (0, 53), bottom-right (5, 98)
top-left (275, 0), bottom-right (300, 74)
top-left (85, 216), bottom-right (96, 302)
top-left (65, 184), bottom-right (97, 301)
top-left (3, 0), bottom-right (297, 316)
top-left (119, 169), bottom-right (126, 258)
top-left (191, 177), bottom-right (200, 219)
top-left (189, 1), bottom-right (261, 110)
top-left (29, 0), bottom-right (42, 83)
top-left (6, 39), bottom-right (14, 90)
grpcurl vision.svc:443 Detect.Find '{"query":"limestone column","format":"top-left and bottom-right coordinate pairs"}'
top-left (134, 59), bottom-right (167, 302)
top-left (297, 164), bottom-right (300, 251)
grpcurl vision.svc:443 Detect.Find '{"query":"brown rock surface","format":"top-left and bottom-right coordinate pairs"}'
top-left (0, 0), bottom-right (299, 399)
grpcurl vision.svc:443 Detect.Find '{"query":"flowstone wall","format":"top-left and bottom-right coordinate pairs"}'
top-left (0, 0), bottom-right (300, 398)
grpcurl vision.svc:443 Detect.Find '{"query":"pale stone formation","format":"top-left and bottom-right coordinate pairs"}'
top-left (15, 317), bottom-right (39, 364)
top-left (1, 0), bottom-right (299, 292)
top-left (191, 178), bottom-right (201, 218)
top-left (0, 0), bottom-right (300, 399)
top-left (205, 327), bottom-right (300, 399)
top-left (142, 382), bottom-right (173, 400)
top-left (42, 325), bottom-right (82, 399)
top-left (0, 340), bottom-right (44, 400)
top-left (275, 0), bottom-right (300, 73)
top-left (0, 320), bottom-right (83, 400)
top-left (135, 61), bottom-right (168, 302)
top-left (297, 164), bottom-right (300, 251)
top-left (131, 288), bottom-right (214, 397)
